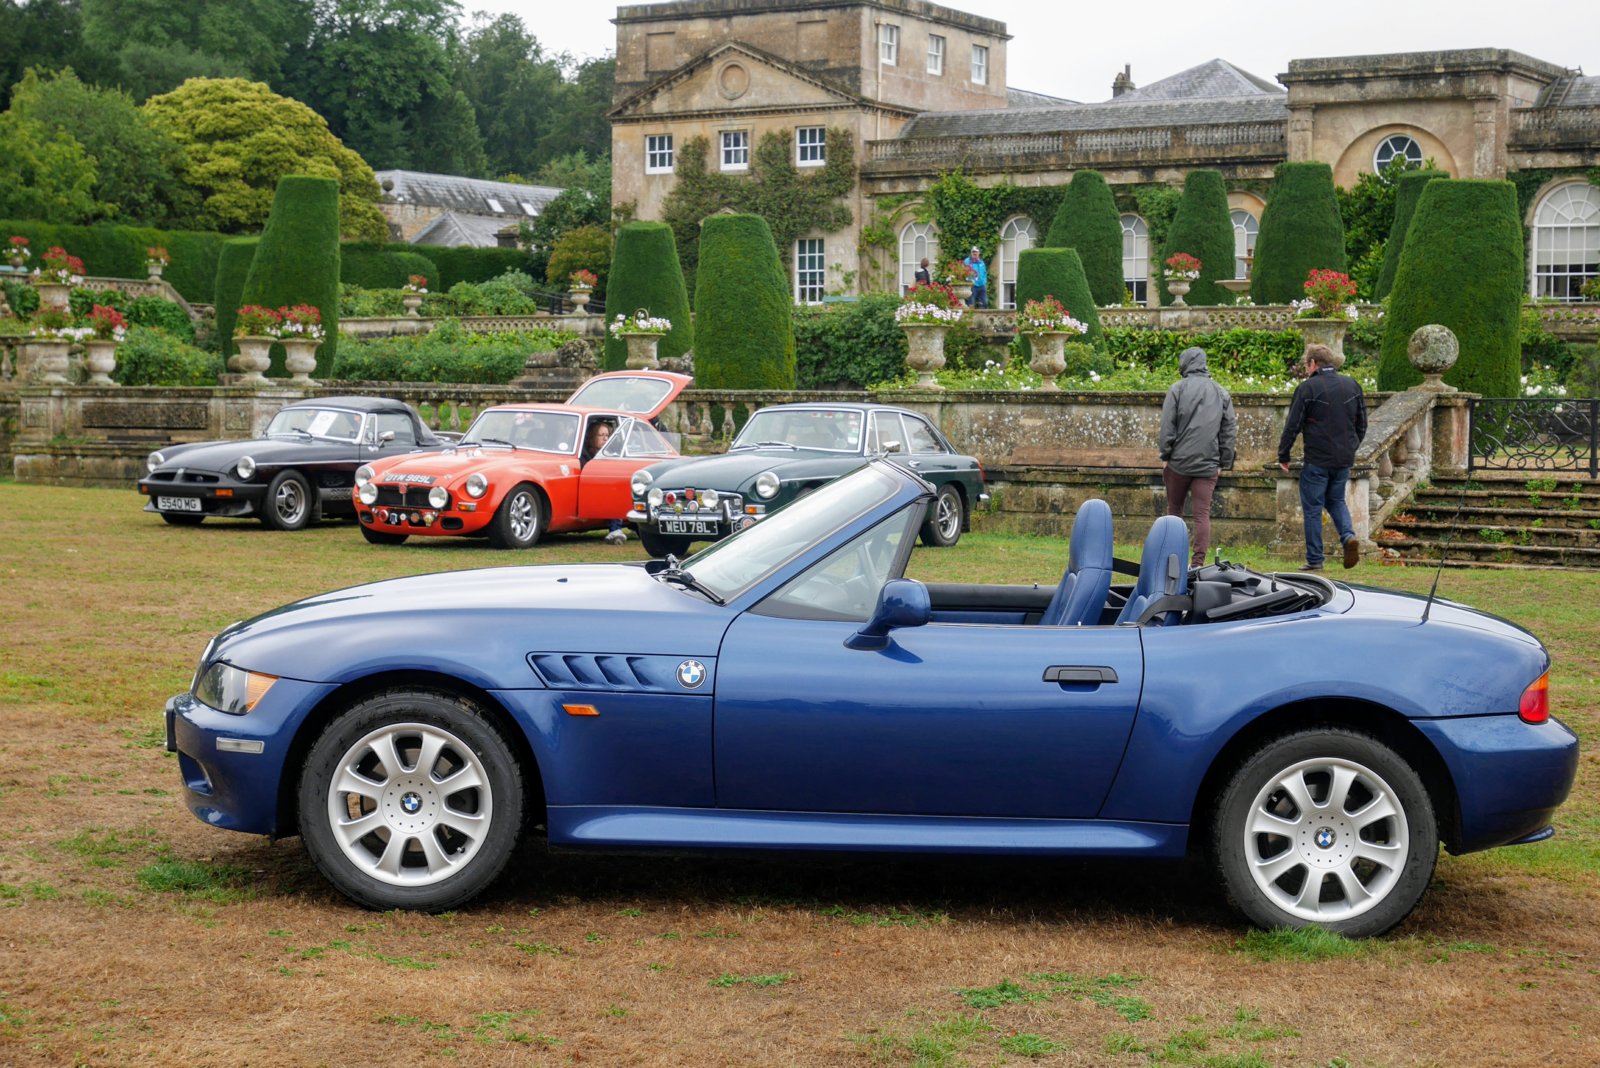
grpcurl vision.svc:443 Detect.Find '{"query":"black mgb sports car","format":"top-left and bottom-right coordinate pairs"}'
top-left (138, 396), bottom-right (456, 530)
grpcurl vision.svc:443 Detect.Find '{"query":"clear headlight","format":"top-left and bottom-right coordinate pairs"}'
top-left (147, 451), bottom-right (165, 473)
top-left (700, 488), bottom-right (719, 508)
top-left (193, 662), bottom-right (277, 716)
top-left (235, 455), bottom-right (256, 480)
top-left (428, 486), bottom-right (449, 509)
top-left (631, 470), bottom-right (653, 497)
top-left (647, 487), bottom-right (664, 508)
top-left (465, 472), bottom-right (488, 498)
top-left (354, 464), bottom-right (374, 489)
top-left (754, 470), bottom-right (780, 499)
top-left (358, 484), bottom-right (378, 505)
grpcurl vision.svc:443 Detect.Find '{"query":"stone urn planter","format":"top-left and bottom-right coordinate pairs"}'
top-left (901, 323), bottom-right (947, 389)
top-left (22, 338), bottom-right (72, 384)
top-left (1215, 278), bottom-right (1251, 299)
top-left (1027, 331), bottom-right (1072, 390)
top-left (281, 337), bottom-right (320, 384)
top-left (949, 282), bottom-right (974, 307)
top-left (401, 293), bottom-right (424, 317)
top-left (1165, 279), bottom-right (1192, 307)
top-left (621, 331), bottom-right (663, 370)
top-left (84, 339), bottom-right (119, 386)
top-left (569, 288), bottom-right (592, 314)
top-left (229, 335), bottom-right (274, 386)
top-left (1407, 323), bottom-right (1459, 392)
top-left (1296, 317), bottom-right (1348, 363)
top-left (34, 281), bottom-right (71, 313)
top-left (146, 263), bottom-right (164, 283)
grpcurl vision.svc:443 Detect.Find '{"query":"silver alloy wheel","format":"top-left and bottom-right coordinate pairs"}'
top-left (935, 489), bottom-right (961, 540)
top-left (1242, 756), bottom-right (1409, 922)
top-left (274, 478), bottom-right (307, 525)
top-left (507, 490), bottom-right (536, 542)
top-left (324, 721), bottom-right (494, 887)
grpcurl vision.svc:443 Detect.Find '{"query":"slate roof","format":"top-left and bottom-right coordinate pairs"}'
top-left (409, 211), bottom-right (519, 248)
top-left (898, 92), bottom-right (1288, 139)
top-left (1557, 75), bottom-right (1600, 105)
top-left (376, 170), bottom-right (563, 218)
top-left (1008, 87), bottom-right (1077, 108)
top-left (1109, 59), bottom-right (1283, 103)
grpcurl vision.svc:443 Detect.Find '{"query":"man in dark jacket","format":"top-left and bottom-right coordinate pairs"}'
top-left (1159, 346), bottom-right (1237, 567)
top-left (1278, 343), bottom-right (1367, 570)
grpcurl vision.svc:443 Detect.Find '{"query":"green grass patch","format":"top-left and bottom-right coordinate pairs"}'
top-left (135, 858), bottom-right (253, 903)
top-left (817, 903), bottom-right (948, 928)
top-left (1233, 927), bottom-right (1374, 962)
top-left (710, 972), bottom-right (793, 988)
top-left (999, 1031), bottom-right (1067, 1056)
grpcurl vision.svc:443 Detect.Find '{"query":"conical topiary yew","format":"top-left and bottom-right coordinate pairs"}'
top-left (1160, 169), bottom-right (1237, 307)
top-left (1250, 162), bottom-right (1346, 305)
top-left (604, 222), bottom-right (693, 371)
top-left (1374, 169), bottom-right (1449, 300)
top-left (693, 213), bottom-right (795, 389)
top-left (1043, 170), bottom-right (1124, 306)
top-left (1015, 247), bottom-right (1102, 359)
top-left (238, 175), bottom-right (340, 375)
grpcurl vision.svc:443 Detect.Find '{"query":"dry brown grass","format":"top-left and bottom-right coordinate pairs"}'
top-left (1, 482), bottom-right (1596, 1067)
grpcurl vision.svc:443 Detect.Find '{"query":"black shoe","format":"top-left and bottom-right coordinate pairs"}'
top-left (1298, 563), bottom-right (1323, 572)
top-left (1343, 538), bottom-right (1360, 569)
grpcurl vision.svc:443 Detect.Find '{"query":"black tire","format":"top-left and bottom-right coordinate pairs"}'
top-left (919, 484), bottom-right (965, 547)
top-left (297, 689), bottom-right (527, 911)
top-left (360, 526), bottom-right (409, 546)
top-left (638, 529), bottom-right (693, 559)
top-left (487, 483), bottom-right (543, 549)
top-left (1212, 728), bottom-right (1437, 937)
top-left (260, 470), bottom-right (319, 531)
top-left (160, 512), bottom-right (204, 526)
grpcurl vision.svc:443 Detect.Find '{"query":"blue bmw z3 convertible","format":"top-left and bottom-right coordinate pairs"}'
top-left (167, 460), bottom-right (1578, 935)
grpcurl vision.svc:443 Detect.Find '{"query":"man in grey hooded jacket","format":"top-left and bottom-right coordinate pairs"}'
top-left (1158, 346), bottom-right (1237, 567)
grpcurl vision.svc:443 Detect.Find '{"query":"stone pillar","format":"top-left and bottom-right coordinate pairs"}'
top-left (1287, 106), bottom-right (1315, 162)
top-left (1272, 464), bottom-right (1372, 558)
top-left (1471, 97), bottom-right (1502, 179)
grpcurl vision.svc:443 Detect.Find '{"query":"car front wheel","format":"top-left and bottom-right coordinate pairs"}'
top-left (1213, 729), bottom-right (1437, 937)
top-left (360, 526), bottom-right (409, 546)
top-left (160, 512), bottom-right (204, 526)
top-left (919, 484), bottom-right (965, 547)
top-left (261, 470), bottom-right (318, 531)
top-left (488, 484), bottom-right (543, 549)
top-left (638, 529), bottom-right (693, 559)
top-left (297, 690), bottom-right (526, 911)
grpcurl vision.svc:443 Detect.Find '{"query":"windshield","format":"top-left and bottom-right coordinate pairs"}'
top-left (602, 420), bottom-right (678, 459)
top-left (732, 408), bottom-right (863, 453)
top-left (568, 375), bottom-right (675, 414)
top-left (462, 409), bottom-right (581, 453)
top-left (265, 407), bottom-right (365, 442)
top-left (675, 464), bottom-right (902, 600)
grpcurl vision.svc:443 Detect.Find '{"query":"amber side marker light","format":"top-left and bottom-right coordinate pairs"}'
top-left (1519, 671), bottom-right (1550, 724)
top-left (563, 703), bottom-right (600, 717)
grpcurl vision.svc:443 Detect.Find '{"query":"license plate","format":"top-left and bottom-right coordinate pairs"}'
top-left (157, 496), bottom-right (202, 512)
top-left (659, 517), bottom-right (718, 536)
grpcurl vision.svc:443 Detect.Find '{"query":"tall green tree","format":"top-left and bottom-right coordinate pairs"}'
top-left (693, 213), bottom-right (795, 389)
top-left (1159, 169), bottom-right (1236, 307)
top-left (1336, 156), bottom-right (1418, 299)
top-left (1374, 168), bottom-right (1448, 300)
top-left (239, 175), bottom-right (342, 375)
top-left (81, 0), bottom-right (307, 99)
top-left (0, 110), bottom-right (102, 222)
top-left (604, 222), bottom-right (692, 371)
top-left (0, 0), bottom-right (115, 110)
top-left (456, 13), bottom-right (565, 177)
top-left (1042, 170), bottom-right (1124, 306)
top-left (1250, 162), bottom-right (1347, 305)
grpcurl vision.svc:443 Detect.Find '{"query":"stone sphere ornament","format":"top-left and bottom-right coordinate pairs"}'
top-left (1407, 323), bottom-right (1459, 392)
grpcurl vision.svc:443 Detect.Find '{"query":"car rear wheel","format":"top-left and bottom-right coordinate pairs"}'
top-left (261, 470), bottom-right (319, 531)
top-left (919, 484), bottom-right (965, 547)
top-left (487, 484), bottom-right (543, 549)
top-left (638, 529), bottom-right (693, 559)
top-left (297, 689), bottom-right (526, 911)
top-left (160, 513), bottom-right (204, 526)
top-left (360, 526), bottom-right (409, 546)
top-left (1213, 729), bottom-right (1437, 937)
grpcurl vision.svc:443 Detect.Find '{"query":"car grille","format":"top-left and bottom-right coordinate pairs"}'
top-left (657, 490), bottom-right (743, 518)
top-left (373, 486), bottom-right (450, 510)
top-left (146, 470), bottom-right (220, 484)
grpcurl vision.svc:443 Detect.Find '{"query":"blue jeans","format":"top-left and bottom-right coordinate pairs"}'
top-left (970, 285), bottom-right (988, 309)
top-left (1299, 463), bottom-right (1354, 567)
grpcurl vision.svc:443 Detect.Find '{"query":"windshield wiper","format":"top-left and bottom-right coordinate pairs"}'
top-left (462, 437), bottom-right (517, 449)
top-left (655, 558), bottom-right (726, 605)
top-left (732, 440), bottom-right (797, 451)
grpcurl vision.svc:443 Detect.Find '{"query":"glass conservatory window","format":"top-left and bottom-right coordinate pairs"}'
top-left (1230, 209), bottom-right (1259, 280)
top-left (1121, 214), bottom-right (1149, 304)
top-left (996, 216), bottom-right (1037, 309)
top-left (1531, 183), bottom-right (1600, 301)
top-left (1373, 134), bottom-right (1422, 172)
top-left (898, 221), bottom-right (939, 293)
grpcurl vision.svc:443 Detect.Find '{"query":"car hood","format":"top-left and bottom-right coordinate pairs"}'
top-left (373, 447), bottom-right (574, 484)
top-left (647, 448), bottom-right (858, 490)
top-left (210, 563), bottom-right (732, 686)
top-left (1345, 583), bottom-right (1542, 647)
top-left (154, 436), bottom-right (351, 472)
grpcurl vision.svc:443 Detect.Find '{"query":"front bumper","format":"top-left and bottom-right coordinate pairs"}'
top-left (139, 476), bottom-right (268, 519)
top-left (628, 496), bottom-right (764, 540)
top-left (355, 485), bottom-right (490, 536)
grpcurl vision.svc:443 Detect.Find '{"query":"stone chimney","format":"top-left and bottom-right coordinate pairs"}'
top-left (1112, 64), bottom-right (1135, 97)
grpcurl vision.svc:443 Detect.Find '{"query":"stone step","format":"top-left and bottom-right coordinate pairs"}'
top-left (1394, 519), bottom-right (1600, 547)
top-left (1375, 533), bottom-right (1600, 568)
top-left (1404, 505), bottom-right (1600, 529)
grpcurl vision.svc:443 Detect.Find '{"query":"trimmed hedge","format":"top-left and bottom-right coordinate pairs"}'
top-left (692, 214), bottom-right (795, 389)
top-left (213, 238), bottom-right (260, 358)
top-left (1378, 179), bottom-right (1524, 396)
top-left (604, 222), bottom-right (693, 372)
top-left (1042, 170), bottom-right (1125, 306)
top-left (1250, 162), bottom-right (1347, 305)
top-left (794, 293), bottom-right (907, 389)
top-left (339, 242), bottom-right (440, 290)
top-left (1015, 247), bottom-right (1103, 358)
top-left (329, 319), bottom-right (571, 384)
top-left (412, 245), bottom-right (532, 290)
top-left (1160, 169), bottom-right (1237, 307)
top-left (239, 176), bottom-right (341, 377)
top-left (1374, 169), bottom-right (1449, 300)
top-left (1102, 326), bottom-right (1304, 378)
top-left (0, 219), bottom-right (223, 303)
top-left (114, 325), bottom-right (223, 386)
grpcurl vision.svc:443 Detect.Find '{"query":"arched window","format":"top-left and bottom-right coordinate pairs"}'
top-left (1230, 209), bottom-right (1259, 280)
top-left (899, 221), bottom-right (939, 294)
top-left (996, 216), bottom-right (1036, 309)
top-left (1373, 134), bottom-right (1422, 173)
top-left (1531, 183), bottom-right (1600, 301)
top-left (1120, 214), bottom-right (1149, 304)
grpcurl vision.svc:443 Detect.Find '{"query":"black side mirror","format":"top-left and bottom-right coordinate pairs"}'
top-left (846, 579), bottom-right (931, 650)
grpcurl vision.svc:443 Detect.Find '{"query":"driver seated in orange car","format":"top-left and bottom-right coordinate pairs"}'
top-left (581, 419), bottom-right (629, 546)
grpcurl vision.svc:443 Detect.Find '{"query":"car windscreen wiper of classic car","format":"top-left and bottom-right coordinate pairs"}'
top-left (460, 437), bottom-right (519, 449)
top-left (654, 561), bottom-right (726, 605)
top-left (731, 440), bottom-right (798, 451)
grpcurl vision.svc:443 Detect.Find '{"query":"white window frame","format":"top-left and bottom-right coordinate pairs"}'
top-left (720, 129), bottom-right (750, 172)
top-left (1230, 209), bottom-right (1259, 280)
top-left (796, 126), bottom-right (826, 168)
top-left (1373, 134), bottom-right (1423, 173)
top-left (971, 44), bottom-right (988, 85)
top-left (878, 23), bottom-right (899, 65)
top-left (927, 34), bottom-right (945, 75)
top-left (1531, 182), bottom-right (1600, 301)
top-left (997, 216), bottom-right (1037, 310)
top-left (1120, 213), bottom-right (1150, 305)
top-left (898, 220), bottom-right (939, 294)
top-left (646, 134), bottom-right (674, 175)
top-left (795, 238), bottom-right (826, 305)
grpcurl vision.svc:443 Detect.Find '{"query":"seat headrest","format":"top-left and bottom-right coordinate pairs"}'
top-left (1069, 499), bottom-right (1113, 571)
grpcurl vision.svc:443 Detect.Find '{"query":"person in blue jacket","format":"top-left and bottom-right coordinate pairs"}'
top-left (963, 247), bottom-right (988, 308)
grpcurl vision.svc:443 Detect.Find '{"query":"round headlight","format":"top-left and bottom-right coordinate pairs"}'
top-left (631, 470), bottom-right (653, 497)
top-left (354, 464), bottom-right (374, 489)
top-left (754, 470), bottom-right (780, 499)
top-left (147, 451), bottom-right (165, 473)
top-left (428, 486), bottom-right (449, 509)
top-left (465, 472), bottom-right (488, 499)
top-left (700, 488), bottom-right (720, 508)
top-left (358, 484), bottom-right (378, 505)
top-left (647, 487), bottom-right (664, 508)
top-left (235, 455), bottom-right (256, 480)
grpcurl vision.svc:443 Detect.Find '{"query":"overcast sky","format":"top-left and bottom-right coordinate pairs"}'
top-left (474, 0), bottom-right (1591, 103)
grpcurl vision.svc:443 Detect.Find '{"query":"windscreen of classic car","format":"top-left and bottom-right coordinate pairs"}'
top-left (567, 375), bottom-right (674, 414)
top-left (601, 420), bottom-right (677, 459)
top-left (265, 406), bottom-right (365, 442)
top-left (671, 464), bottom-right (901, 600)
top-left (461, 409), bottom-right (581, 453)
top-left (732, 408), bottom-right (864, 453)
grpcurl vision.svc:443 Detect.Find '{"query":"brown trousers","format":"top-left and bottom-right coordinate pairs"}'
top-left (1162, 466), bottom-right (1216, 567)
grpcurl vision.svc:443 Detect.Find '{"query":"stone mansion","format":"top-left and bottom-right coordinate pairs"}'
top-left (607, 0), bottom-right (1599, 306)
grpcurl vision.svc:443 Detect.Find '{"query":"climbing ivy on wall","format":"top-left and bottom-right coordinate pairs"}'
top-left (661, 128), bottom-right (854, 293)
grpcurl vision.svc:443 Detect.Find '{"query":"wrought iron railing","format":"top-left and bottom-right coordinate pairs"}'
top-left (1469, 397), bottom-right (1599, 478)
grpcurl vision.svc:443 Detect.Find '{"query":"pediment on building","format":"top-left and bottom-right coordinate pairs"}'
top-left (609, 41), bottom-right (882, 120)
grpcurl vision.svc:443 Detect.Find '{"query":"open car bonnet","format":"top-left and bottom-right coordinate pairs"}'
top-left (565, 370), bottom-right (692, 420)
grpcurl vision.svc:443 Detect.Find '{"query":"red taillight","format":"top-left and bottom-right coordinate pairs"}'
top-left (1519, 671), bottom-right (1550, 724)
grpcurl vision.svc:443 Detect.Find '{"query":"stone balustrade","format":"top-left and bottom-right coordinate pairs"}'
top-left (1509, 105), bottom-right (1600, 149)
top-left (340, 312), bottom-right (606, 339)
